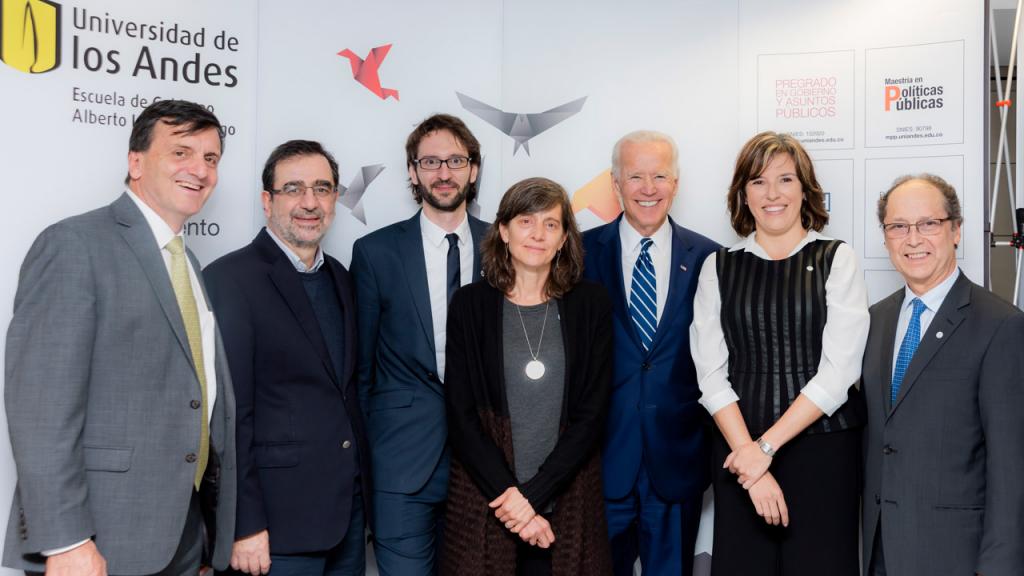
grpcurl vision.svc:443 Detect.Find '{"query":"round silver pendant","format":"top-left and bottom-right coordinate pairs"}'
top-left (525, 360), bottom-right (546, 380)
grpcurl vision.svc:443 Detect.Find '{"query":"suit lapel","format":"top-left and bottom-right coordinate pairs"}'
top-left (327, 258), bottom-right (357, 392)
top-left (112, 193), bottom-right (195, 372)
top-left (398, 213), bottom-right (437, 356)
top-left (650, 220), bottom-right (697, 353)
top-left (596, 217), bottom-right (642, 351)
top-left (890, 274), bottom-right (970, 415)
top-left (469, 215), bottom-right (489, 282)
top-left (875, 291), bottom-right (901, 417)
top-left (258, 230), bottom-right (340, 386)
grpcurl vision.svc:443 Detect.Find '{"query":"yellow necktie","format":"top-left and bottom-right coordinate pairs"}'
top-left (165, 236), bottom-right (209, 490)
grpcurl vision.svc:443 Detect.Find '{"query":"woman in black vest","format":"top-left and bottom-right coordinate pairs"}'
top-left (443, 177), bottom-right (613, 576)
top-left (690, 132), bottom-right (869, 575)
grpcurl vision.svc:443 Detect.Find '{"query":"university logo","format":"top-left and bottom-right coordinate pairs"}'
top-left (1, 0), bottom-right (61, 73)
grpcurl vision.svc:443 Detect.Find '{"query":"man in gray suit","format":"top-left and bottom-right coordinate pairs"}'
top-left (863, 174), bottom-right (1024, 576)
top-left (4, 99), bottom-right (236, 575)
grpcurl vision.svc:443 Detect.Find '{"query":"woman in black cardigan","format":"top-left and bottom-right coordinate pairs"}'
top-left (443, 177), bottom-right (613, 576)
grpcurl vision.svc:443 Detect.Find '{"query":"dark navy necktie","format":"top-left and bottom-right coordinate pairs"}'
top-left (629, 238), bottom-right (657, 351)
top-left (446, 233), bottom-right (460, 304)
top-left (891, 297), bottom-right (926, 405)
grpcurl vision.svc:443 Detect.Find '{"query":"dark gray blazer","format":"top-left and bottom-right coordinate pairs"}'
top-left (3, 193), bottom-right (237, 573)
top-left (862, 272), bottom-right (1024, 576)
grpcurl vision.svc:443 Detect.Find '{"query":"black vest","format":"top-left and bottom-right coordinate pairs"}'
top-left (717, 239), bottom-right (865, 437)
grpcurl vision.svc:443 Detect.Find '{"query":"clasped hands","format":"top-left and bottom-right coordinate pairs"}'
top-left (489, 486), bottom-right (555, 548)
top-left (725, 440), bottom-right (789, 527)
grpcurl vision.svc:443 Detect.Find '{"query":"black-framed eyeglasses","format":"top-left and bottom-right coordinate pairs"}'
top-left (270, 183), bottom-right (337, 198)
top-left (881, 217), bottom-right (953, 238)
top-left (413, 156), bottom-right (471, 171)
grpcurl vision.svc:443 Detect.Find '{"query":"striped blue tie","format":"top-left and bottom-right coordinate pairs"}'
top-left (891, 298), bottom-right (926, 405)
top-left (629, 238), bottom-right (657, 351)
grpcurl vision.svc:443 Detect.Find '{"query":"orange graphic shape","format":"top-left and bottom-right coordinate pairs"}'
top-left (338, 44), bottom-right (399, 101)
top-left (572, 169), bottom-right (621, 222)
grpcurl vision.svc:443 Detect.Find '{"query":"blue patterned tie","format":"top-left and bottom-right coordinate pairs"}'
top-left (891, 298), bottom-right (926, 405)
top-left (629, 238), bottom-right (657, 351)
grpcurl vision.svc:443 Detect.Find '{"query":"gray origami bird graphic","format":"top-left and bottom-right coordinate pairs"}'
top-left (337, 164), bottom-right (385, 224)
top-left (456, 92), bottom-right (587, 156)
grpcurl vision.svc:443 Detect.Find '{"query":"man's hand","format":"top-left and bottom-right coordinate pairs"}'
top-left (724, 440), bottom-right (772, 489)
top-left (45, 540), bottom-right (106, 576)
top-left (489, 486), bottom-right (536, 533)
top-left (517, 514), bottom-right (556, 548)
top-left (230, 530), bottom-right (271, 575)
top-left (748, 472), bottom-right (789, 527)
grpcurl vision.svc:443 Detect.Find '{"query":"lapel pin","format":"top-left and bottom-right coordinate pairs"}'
top-left (680, 264), bottom-right (687, 271)
top-left (806, 265), bottom-right (814, 271)
top-left (936, 331), bottom-right (944, 339)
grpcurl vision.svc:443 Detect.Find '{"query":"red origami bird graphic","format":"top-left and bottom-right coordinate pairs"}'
top-left (337, 44), bottom-right (399, 101)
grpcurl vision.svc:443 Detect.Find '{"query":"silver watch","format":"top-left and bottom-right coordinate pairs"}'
top-left (755, 437), bottom-right (776, 457)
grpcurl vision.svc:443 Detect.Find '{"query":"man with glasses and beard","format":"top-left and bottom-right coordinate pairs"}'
top-left (205, 140), bottom-right (370, 575)
top-left (351, 114), bottom-right (489, 575)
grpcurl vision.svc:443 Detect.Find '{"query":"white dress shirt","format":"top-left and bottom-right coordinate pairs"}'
top-left (891, 268), bottom-right (960, 380)
top-left (619, 217), bottom-right (673, 325)
top-left (421, 211), bottom-right (473, 381)
top-left (690, 231), bottom-right (870, 417)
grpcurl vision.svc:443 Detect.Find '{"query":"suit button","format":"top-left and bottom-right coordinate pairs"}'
top-left (882, 444), bottom-right (896, 455)
top-left (874, 494), bottom-right (881, 505)
top-left (185, 453), bottom-right (197, 463)
top-left (190, 400), bottom-right (201, 409)
top-left (342, 440), bottom-right (352, 449)
top-left (427, 372), bottom-right (436, 380)
top-left (641, 362), bottom-right (651, 371)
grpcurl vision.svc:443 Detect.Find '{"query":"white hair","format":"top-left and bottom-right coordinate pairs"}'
top-left (611, 130), bottom-right (679, 178)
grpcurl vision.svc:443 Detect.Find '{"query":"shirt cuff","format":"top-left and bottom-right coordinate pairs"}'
top-left (42, 538), bottom-right (91, 556)
top-left (800, 381), bottom-right (846, 417)
top-left (699, 388), bottom-right (740, 415)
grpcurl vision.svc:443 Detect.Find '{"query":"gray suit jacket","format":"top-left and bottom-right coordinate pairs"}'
top-left (3, 193), bottom-right (237, 573)
top-left (862, 273), bottom-right (1024, 576)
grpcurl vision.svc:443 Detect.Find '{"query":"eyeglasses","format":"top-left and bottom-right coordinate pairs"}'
top-left (881, 217), bottom-right (953, 238)
top-left (413, 156), bottom-right (471, 171)
top-left (270, 183), bottom-right (337, 198)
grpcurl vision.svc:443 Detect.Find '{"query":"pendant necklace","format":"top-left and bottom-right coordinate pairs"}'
top-left (516, 299), bottom-right (549, 380)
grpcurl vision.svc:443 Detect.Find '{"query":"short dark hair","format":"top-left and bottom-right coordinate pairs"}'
top-left (877, 173), bottom-right (962, 227)
top-left (405, 114), bottom-right (481, 204)
top-left (124, 100), bottom-right (222, 184)
top-left (481, 177), bottom-right (583, 299)
top-left (261, 140), bottom-right (340, 192)
top-left (727, 131), bottom-right (829, 236)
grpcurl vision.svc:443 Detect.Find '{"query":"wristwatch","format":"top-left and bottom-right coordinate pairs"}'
top-left (755, 437), bottom-right (776, 457)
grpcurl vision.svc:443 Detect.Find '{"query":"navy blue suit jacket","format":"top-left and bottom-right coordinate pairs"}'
top-left (351, 211), bottom-right (489, 494)
top-left (582, 216), bottom-right (719, 502)
top-left (204, 228), bottom-right (370, 554)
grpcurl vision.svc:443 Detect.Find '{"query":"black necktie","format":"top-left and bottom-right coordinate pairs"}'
top-left (446, 233), bottom-right (460, 303)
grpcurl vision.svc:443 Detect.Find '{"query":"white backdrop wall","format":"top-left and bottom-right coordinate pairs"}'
top-left (0, 1), bottom-right (983, 574)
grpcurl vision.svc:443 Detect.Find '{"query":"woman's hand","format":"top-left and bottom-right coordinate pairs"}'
top-left (518, 514), bottom-right (556, 548)
top-left (489, 486), bottom-right (536, 532)
top-left (747, 472), bottom-right (789, 527)
top-left (724, 440), bottom-right (772, 489)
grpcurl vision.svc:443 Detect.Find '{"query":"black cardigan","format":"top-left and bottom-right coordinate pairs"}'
top-left (444, 279), bottom-right (612, 511)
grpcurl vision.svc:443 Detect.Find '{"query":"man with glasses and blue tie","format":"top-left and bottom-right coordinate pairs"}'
top-left (351, 114), bottom-right (489, 575)
top-left (582, 130), bottom-right (719, 576)
top-left (862, 174), bottom-right (1024, 576)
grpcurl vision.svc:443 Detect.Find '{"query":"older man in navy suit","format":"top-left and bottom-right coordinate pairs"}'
top-left (351, 114), bottom-right (488, 575)
top-left (582, 130), bottom-right (719, 576)
top-left (205, 140), bottom-right (370, 575)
